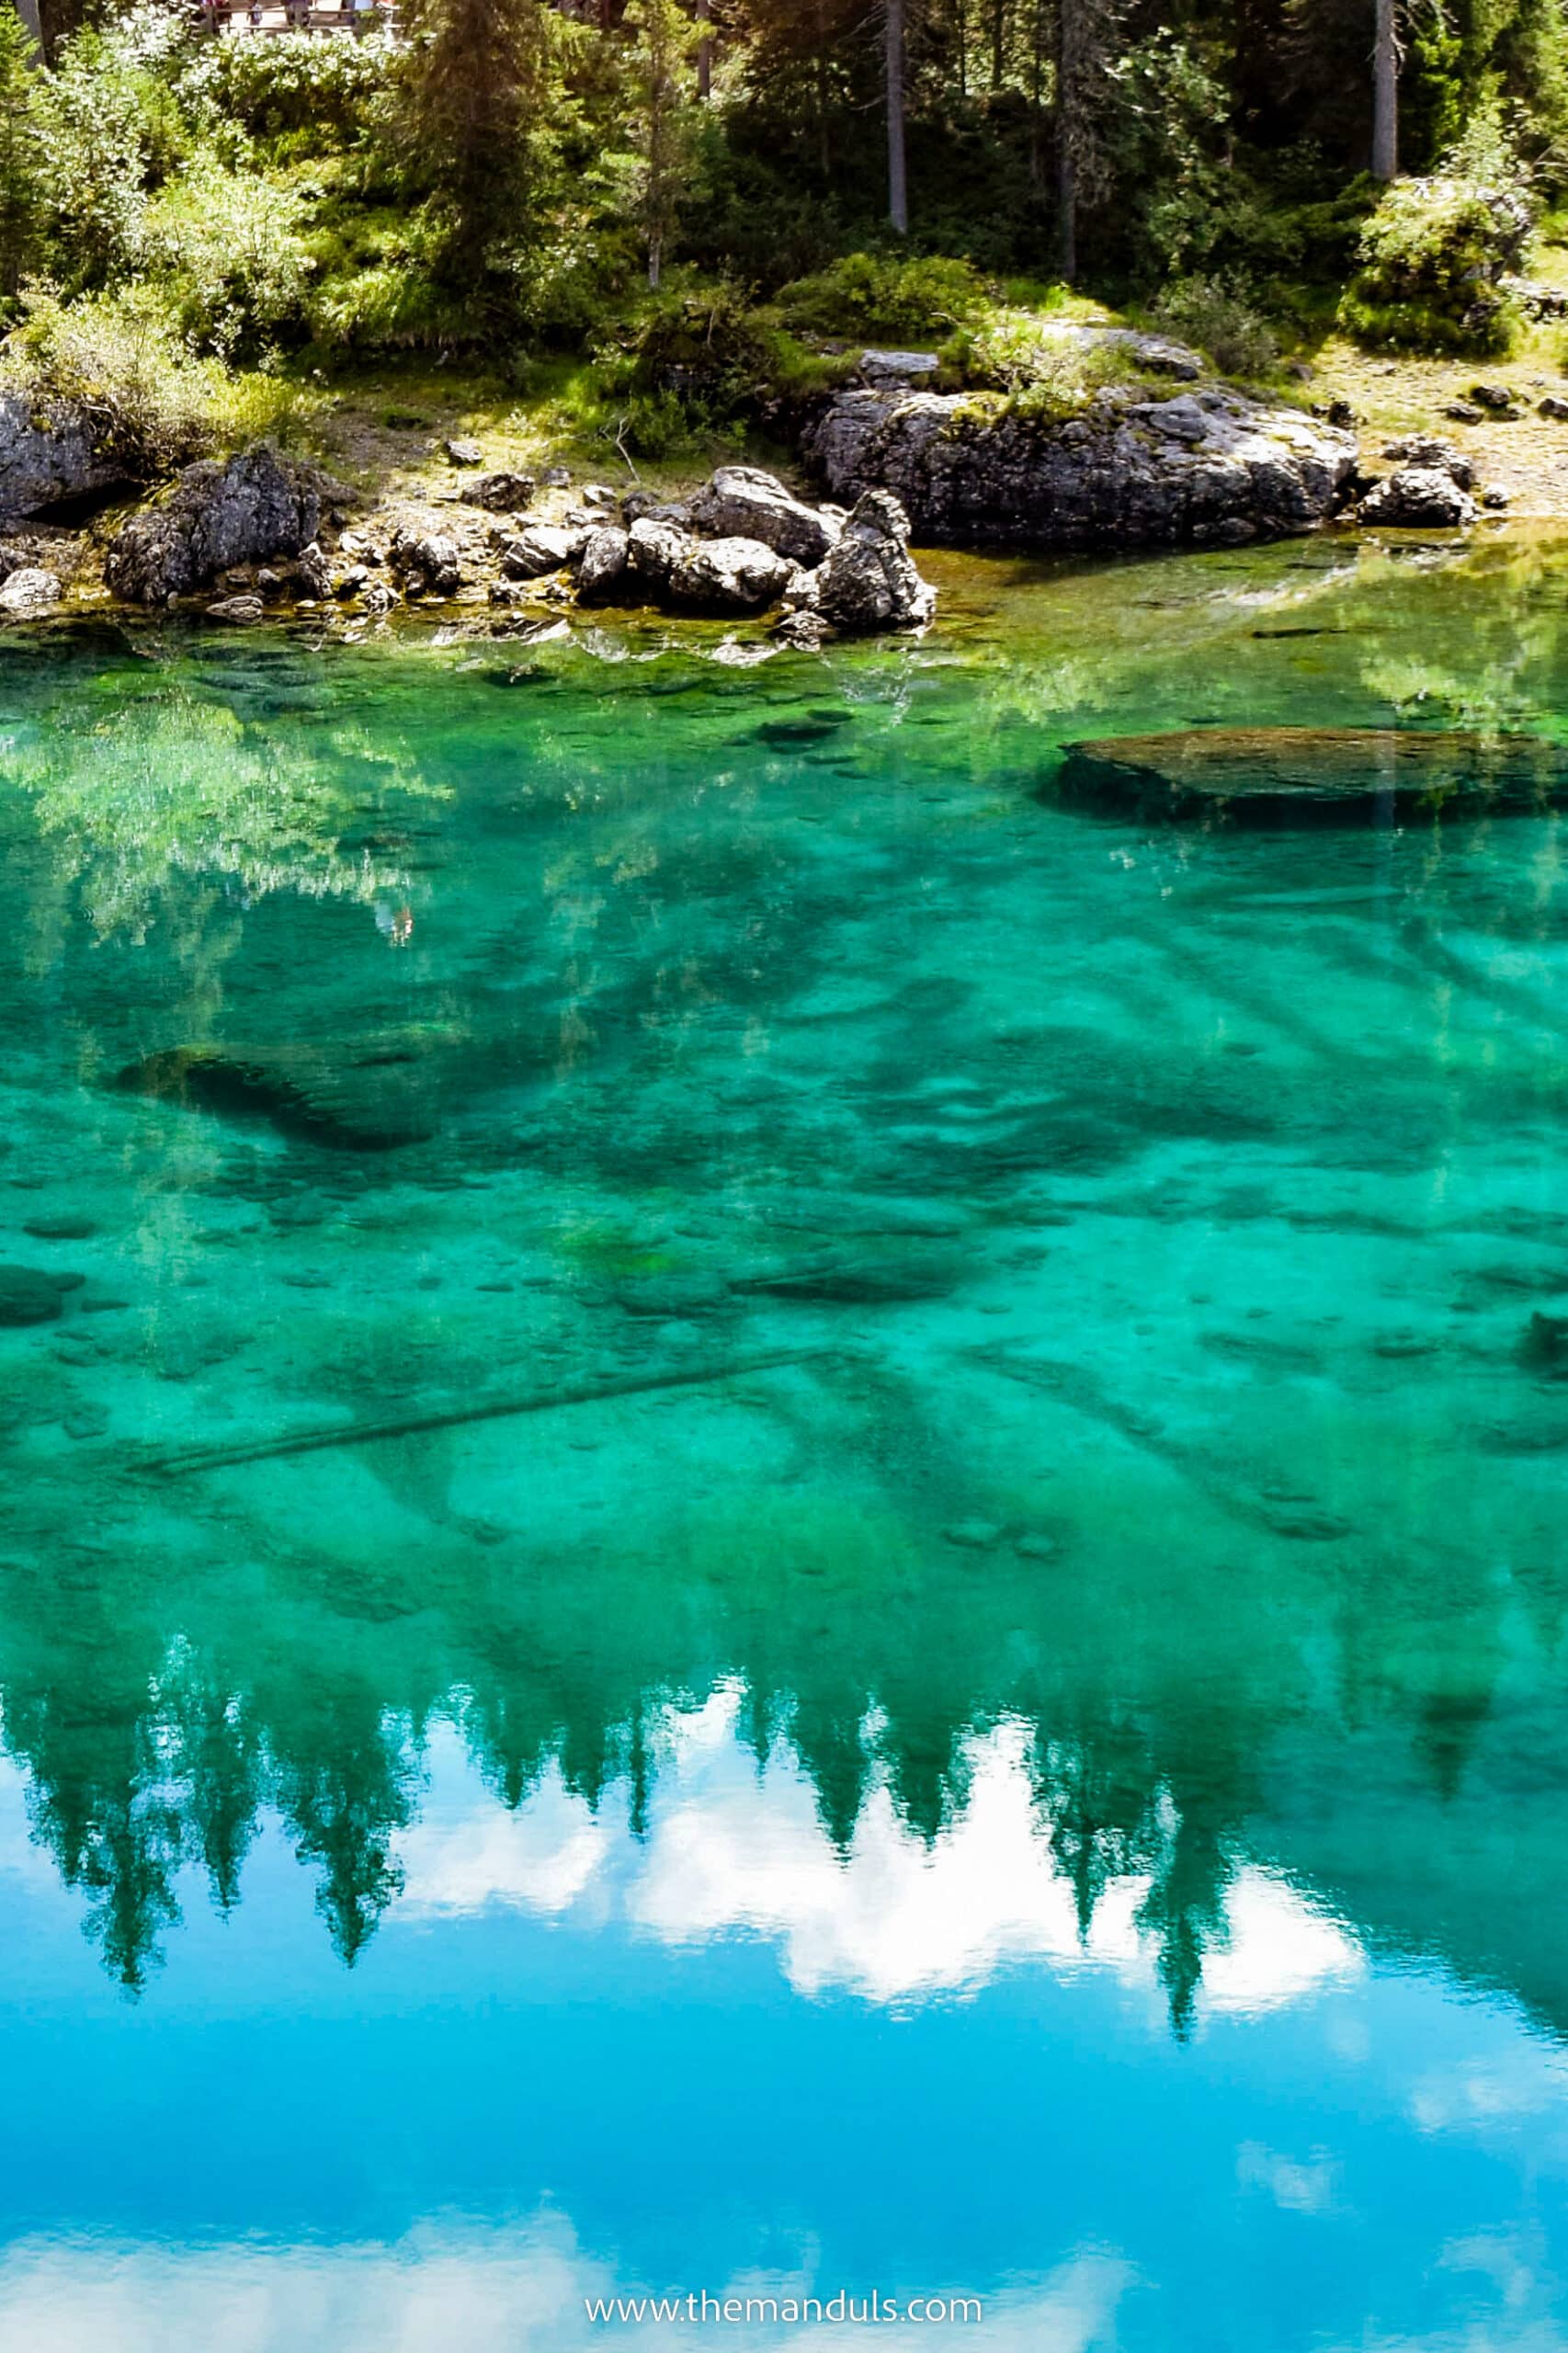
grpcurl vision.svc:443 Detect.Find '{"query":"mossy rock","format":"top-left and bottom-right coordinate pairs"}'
top-left (1050, 727), bottom-right (1568, 827)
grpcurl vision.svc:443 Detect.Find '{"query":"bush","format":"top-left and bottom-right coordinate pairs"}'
top-left (773, 252), bottom-right (992, 343)
top-left (1, 284), bottom-right (303, 476)
top-left (1148, 274), bottom-right (1278, 377)
top-left (178, 29), bottom-right (391, 150)
top-left (1339, 175), bottom-right (1534, 354)
top-left (145, 156), bottom-right (314, 359)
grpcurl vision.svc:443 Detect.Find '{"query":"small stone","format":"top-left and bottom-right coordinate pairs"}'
top-left (22, 1215), bottom-right (97, 1241)
top-left (1016, 1532), bottom-right (1061, 1560)
top-left (1443, 401), bottom-right (1483, 423)
top-left (460, 470), bottom-right (536, 512)
top-left (1540, 395), bottom-right (1568, 420)
top-left (443, 438), bottom-right (484, 467)
top-left (203, 595), bottom-right (266, 625)
top-left (941, 1518), bottom-right (1002, 1550)
top-left (539, 464), bottom-right (572, 487)
top-left (1468, 382), bottom-right (1517, 412)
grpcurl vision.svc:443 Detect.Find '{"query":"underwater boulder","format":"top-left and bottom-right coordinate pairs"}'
top-left (112, 1042), bottom-right (439, 1152)
top-left (1051, 727), bottom-right (1568, 827)
top-left (0, 1266), bottom-right (85, 1327)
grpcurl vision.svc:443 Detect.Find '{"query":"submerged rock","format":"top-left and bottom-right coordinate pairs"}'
top-left (1522, 1313), bottom-right (1568, 1376)
top-left (112, 1044), bottom-right (437, 1152)
top-left (1051, 726), bottom-right (1568, 827)
top-left (803, 384), bottom-right (1356, 550)
top-left (105, 445), bottom-right (326, 604)
top-left (0, 1265), bottom-right (85, 1328)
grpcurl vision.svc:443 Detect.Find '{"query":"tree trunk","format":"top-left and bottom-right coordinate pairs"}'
top-left (1372, 0), bottom-right (1397, 181)
top-left (887, 0), bottom-right (909, 236)
top-left (1056, 0), bottom-right (1077, 281)
top-left (695, 0), bottom-right (710, 99)
top-left (815, 0), bottom-right (833, 181)
top-left (991, 0), bottom-right (1005, 90)
top-left (648, 232), bottom-right (662, 290)
top-left (956, 0), bottom-right (966, 100)
top-left (14, 0), bottom-right (43, 55)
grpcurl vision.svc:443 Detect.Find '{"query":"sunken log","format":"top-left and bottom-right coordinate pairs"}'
top-left (1050, 727), bottom-right (1568, 827)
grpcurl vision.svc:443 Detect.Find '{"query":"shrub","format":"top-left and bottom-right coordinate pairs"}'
top-left (773, 252), bottom-right (992, 343)
top-left (1339, 175), bottom-right (1534, 354)
top-left (1148, 274), bottom-right (1278, 378)
top-left (2, 284), bottom-right (304, 476)
top-left (178, 29), bottom-right (391, 150)
top-left (144, 156), bottom-right (314, 359)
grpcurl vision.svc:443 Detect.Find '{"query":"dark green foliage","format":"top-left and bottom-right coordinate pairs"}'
top-left (0, 1), bottom-right (44, 304)
top-left (6, 0), bottom-right (1568, 392)
top-left (1340, 174), bottom-right (1535, 353)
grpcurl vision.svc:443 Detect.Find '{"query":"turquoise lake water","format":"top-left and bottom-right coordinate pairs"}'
top-left (1, 529), bottom-right (1566, 2348)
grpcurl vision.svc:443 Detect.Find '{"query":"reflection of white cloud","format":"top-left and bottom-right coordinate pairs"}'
top-left (397, 1756), bottom-right (613, 1920)
top-left (391, 1695), bottom-right (1362, 2017)
top-left (1236, 2142), bottom-right (1338, 2216)
top-left (1411, 2052), bottom-right (1568, 2140)
top-left (0, 2217), bottom-right (1132, 2353)
top-left (1335, 2231), bottom-right (1568, 2353)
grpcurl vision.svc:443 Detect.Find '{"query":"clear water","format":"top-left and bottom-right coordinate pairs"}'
top-left (2, 530), bottom-right (1567, 2350)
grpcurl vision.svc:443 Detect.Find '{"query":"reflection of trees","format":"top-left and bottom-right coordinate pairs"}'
top-left (6, 648), bottom-right (444, 942)
top-left (0, 1424), bottom-right (1546, 2022)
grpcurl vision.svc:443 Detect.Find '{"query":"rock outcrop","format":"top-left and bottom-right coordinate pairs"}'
top-left (1357, 466), bottom-right (1479, 529)
top-left (790, 490), bottom-right (935, 632)
top-left (687, 465), bottom-right (842, 564)
top-left (104, 444), bottom-right (326, 603)
top-left (803, 384), bottom-right (1357, 550)
top-left (0, 389), bottom-right (128, 520)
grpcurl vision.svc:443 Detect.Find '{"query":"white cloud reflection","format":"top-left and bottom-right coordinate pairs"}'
top-left (393, 1688), bottom-right (1363, 2017)
top-left (0, 2217), bottom-right (1132, 2353)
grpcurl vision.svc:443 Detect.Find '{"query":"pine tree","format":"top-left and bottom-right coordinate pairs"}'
top-left (623, 0), bottom-right (698, 286)
top-left (0, 0), bottom-right (43, 303)
top-left (397, 0), bottom-right (554, 267)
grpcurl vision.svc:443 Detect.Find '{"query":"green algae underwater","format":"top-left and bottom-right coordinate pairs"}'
top-left (0, 529), bottom-right (1566, 2350)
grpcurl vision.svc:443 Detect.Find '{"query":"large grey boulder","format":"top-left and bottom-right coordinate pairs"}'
top-left (0, 566), bottom-right (62, 615)
top-left (0, 388), bottom-right (128, 520)
top-left (803, 490), bottom-right (935, 632)
top-left (574, 525), bottom-right (631, 600)
top-left (502, 523), bottom-right (587, 580)
top-left (627, 517), bottom-right (795, 613)
top-left (687, 466), bottom-right (841, 565)
top-left (105, 445), bottom-right (324, 603)
top-left (802, 384), bottom-right (1356, 550)
top-left (1357, 465), bottom-right (1479, 529)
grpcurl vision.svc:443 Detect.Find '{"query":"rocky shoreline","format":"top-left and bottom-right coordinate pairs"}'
top-left (0, 363), bottom-right (1526, 639)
